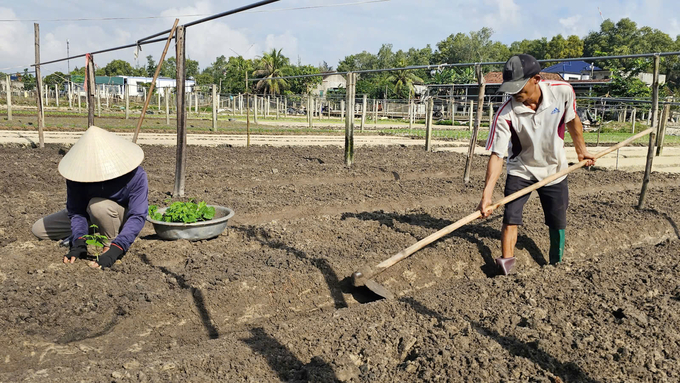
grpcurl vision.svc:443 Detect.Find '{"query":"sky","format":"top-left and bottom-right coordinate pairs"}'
top-left (1, 0), bottom-right (679, 76)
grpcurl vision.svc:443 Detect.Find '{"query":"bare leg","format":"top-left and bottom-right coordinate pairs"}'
top-left (501, 223), bottom-right (518, 259)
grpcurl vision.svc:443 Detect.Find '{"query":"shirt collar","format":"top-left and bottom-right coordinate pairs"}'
top-left (511, 81), bottom-right (555, 115)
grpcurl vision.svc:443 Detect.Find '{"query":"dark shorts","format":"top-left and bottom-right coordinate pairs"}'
top-left (503, 175), bottom-right (569, 229)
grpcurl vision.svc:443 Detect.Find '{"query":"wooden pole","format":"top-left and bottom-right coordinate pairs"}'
top-left (68, 81), bottom-right (72, 109)
top-left (263, 96), bottom-right (272, 118)
top-left (374, 99), bottom-right (378, 127)
top-left (631, 108), bottom-right (636, 134)
top-left (425, 97), bottom-right (433, 151)
top-left (165, 87), bottom-right (170, 125)
top-left (638, 54), bottom-right (661, 209)
top-left (254, 95), bottom-right (258, 124)
top-left (34, 23), bottom-right (45, 148)
top-left (360, 94), bottom-right (367, 131)
top-left (468, 100), bottom-right (474, 131)
top-left (345, 73), bottom-right (356, 167)
top-left (246, 72), bottom-right (250, 148)
top-left (44, 84), bottom-right (48, 107)
top-left (408, 100), bottom-right (413, 130)
top-left (212, 84), bottom-right (217, 131)
top-left (97, 88), bottom-right (101, 117)
top-left (132, 19), bottom-right (179, 143)
top-left (124, 83), bottom-right (129, 119)
top-left (284, 97), bottom-right (287, 118)
top-left (656, 102), bottom-right (670, 156)
top-left (276, 97), bottom-right (280, 120)
top-left (341, 100), bottom-right (345, 122)
top-left (463, 65), bottom-right (486, 184)
top-left (55, 85), bottom-right (59, 109)
top-left (86, 57), bottom-right (95, 127)
top-left (6, 75), bottom-right (11, 121)
top-left (318, 98), bottom-right (322, 121)
top-left (488, 101), bottom-right (493, 125)
top-left (173, 25), bottom-right (187, 197)
top-left (308, 95), bottom-right (313, 129)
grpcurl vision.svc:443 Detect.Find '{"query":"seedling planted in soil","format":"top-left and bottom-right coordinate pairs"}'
top-left (82, 224), bottom-right (108, 262)
top-left (149, 199), bottom-right (216, 224)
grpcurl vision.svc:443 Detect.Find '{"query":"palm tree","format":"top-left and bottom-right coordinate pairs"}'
top-left (452, 67), bottom-right (476, 84)
top-left (386, 59), bottom-right (424, 98)
top-left (252, 48), bottom-right (290, 95)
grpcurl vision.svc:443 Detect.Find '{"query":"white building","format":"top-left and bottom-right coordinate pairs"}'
top-left (120, 76), bottom-right (196, 96)
top-left (312, 73), bottom-right (346, 97)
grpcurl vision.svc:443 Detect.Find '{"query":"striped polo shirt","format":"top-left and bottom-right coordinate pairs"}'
top-left (486, 80), bottom-right (577, 186)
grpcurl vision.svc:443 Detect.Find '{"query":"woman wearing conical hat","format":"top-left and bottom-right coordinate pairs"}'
top-left (31, 126), bottom-right (149, 269)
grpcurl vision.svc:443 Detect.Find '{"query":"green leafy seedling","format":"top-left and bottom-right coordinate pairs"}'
top-left (148, 200), bottom-right (215, 224)
top-left (83, 224), bottom-right (108, 262)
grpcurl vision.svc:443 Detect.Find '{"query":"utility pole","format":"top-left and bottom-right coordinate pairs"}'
top-left (35, 23), bottom-right (45, 148)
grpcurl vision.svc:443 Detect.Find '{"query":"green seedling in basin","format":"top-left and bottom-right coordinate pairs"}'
top-left (83, 224), bottom-right (108, 262)
top-left (149, 199), bottom-right (216, 224)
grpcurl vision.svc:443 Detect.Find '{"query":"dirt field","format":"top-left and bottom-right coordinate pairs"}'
top-left (1, 144), bottom-right (679, 382)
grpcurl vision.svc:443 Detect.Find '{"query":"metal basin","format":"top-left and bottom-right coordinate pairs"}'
top-left (147, 205), bottom-right (235, 241)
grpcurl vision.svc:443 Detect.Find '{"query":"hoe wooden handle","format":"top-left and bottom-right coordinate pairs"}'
top-left (369, 127), bottom-right (655, 277)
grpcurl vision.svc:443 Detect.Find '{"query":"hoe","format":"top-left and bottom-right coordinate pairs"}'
top-left (352, 127), bottom-right (655, 299)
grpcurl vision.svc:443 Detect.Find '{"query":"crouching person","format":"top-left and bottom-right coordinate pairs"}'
top-left (31, 126), bottom-right (148, 269)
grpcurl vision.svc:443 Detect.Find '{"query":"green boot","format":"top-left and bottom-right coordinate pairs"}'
top-left (549, 228), bottom-right (565, 265)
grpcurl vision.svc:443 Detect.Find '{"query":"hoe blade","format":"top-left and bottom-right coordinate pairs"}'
top-left (365, 279), bottom-right (394, 300)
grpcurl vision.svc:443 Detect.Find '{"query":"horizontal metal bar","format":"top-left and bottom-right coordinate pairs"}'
top-left (578, 97), bottom-right (680, 106)
top-left (250, 51), bottom-right (680, 82)
top-left (32, 37), bottom-right (167, 67)
top-left (33, 0), bottom-right (280, 68)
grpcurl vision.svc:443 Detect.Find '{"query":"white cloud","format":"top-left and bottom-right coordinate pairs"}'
top-left (0, 8), bottom-right (33, 71)
top-left (481, 0), bottom-right (521, 31)
top-left (263, 31), bottom-right (299, 60)
top-left (559, 15), bottom-right (584, 36)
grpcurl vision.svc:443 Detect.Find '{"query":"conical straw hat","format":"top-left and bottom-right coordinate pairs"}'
top-left (58, 126), bottom-right (144, 183)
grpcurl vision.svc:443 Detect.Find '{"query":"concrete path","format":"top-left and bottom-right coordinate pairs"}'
top-left (0, 130), bottom-right (464, 148)
top-left (2, 130), bottom-right (676, 173)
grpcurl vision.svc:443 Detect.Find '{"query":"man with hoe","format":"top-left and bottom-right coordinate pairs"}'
top-left (31, 126), bottom-right (149, 269)
top-left (478, 54), bottom-right (596, 275)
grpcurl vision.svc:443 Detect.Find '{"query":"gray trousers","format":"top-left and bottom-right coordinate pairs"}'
top-left (32, 198), bottom-right (127, 243)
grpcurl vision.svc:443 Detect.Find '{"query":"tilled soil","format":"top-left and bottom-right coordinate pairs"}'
top-left (0, 144), bottom-right (679, 382)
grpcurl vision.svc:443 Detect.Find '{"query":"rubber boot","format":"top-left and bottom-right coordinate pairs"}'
top-left (549, 228), bottom-right (565, 265)
top-left (495, 257), bottom-right (516, 276)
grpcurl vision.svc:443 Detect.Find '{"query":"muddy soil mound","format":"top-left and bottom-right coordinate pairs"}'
top-left (1, 144), bottom-right (678, 382)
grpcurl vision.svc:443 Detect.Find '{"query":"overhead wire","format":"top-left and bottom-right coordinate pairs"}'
top-left (0, 0), bottom-right (390, 22)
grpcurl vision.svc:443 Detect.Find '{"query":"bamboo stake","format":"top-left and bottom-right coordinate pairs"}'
top-left (638, 54), bottom-right (660, 209)
top-left (464, 65), bottom-right (486, 183)
top-left (133, 20), bottom-right (179, 143)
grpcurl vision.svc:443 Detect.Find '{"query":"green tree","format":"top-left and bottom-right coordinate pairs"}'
top-left (22, 69), bottom-right (36, 91)
top-left (102, 59), bottom-right (135, 76)
top-left (146, 55), bottom-right (156, 77)
top-left (44, 71), bottom-right (67, 87)
top-left (509, 38), bottom-right (548, 59)
top-left (186, 58), bottom-right (200, 79)
top-left (160, 57), bottom-right (176, 78)
top-left (252, 48), bottom-right (290, 95)
top-left (386, 59), bottom-right (423, 98)
top-left (286, 64), bottom-right (321, 94)
top-left (435, 28), bottom-right (509, 64)
top-left (608, 71), bottom-right (652, 98)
